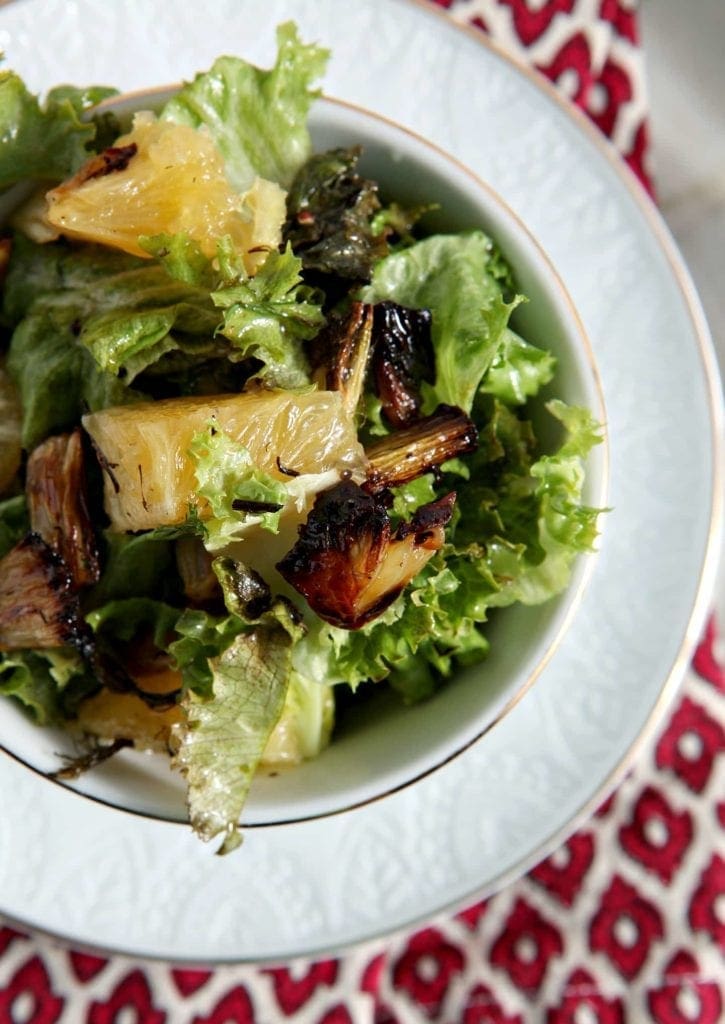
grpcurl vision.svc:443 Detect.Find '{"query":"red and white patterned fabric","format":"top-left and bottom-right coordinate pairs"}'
top-left (0, 2), bottom-right (722, 1021)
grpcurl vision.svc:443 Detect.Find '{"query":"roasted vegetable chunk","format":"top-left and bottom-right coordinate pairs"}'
top-left (0, 533), bottom-right (92, 653)
top-left (365, 404), bottom-right (478, 493)
top-left (276, 481), bottom-right (455, 629)
top-left (26, 428), bottom-right (100, 587)
top-left (371, 302), bottom-right (433, 428)
top-left (283, 147), bottom-right (387, 281)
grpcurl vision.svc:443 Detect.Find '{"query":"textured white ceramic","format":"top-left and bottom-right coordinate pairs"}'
top-left (0, 0), bottom-right (721, 963)
top-left (0, 92), bottom-right (606, 827)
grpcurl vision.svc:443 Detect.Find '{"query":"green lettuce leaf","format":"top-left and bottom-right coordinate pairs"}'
top-left (189, 422), bottom-right (289, 550)
top-left (7, 306), bottom-right (140, 449)
top-left (171, 558), bottom-right (305, 853)
top-left (0, 648), bottom-right (96, 724)
top-left (480, 327), bottom-right (556, 406)
top-left (0, 73), bottom-right (116, 189)
top-left (85, 531), bottom-right (178, 608)
top-left (213, 245), bottom-right (323, 389)
top-left (169, 607), bottom-right (246, 697)
top-left (361, 232), bottom-right (522, 413)
top-left (86, 598), bottom-right (182, 648)
top-left (266, 669), bottom-right (334, 762)
top-left (161, 22), bottom-right (329, 191)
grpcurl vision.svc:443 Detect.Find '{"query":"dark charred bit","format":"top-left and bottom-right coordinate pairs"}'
top-left (49, 737), bottom-right (133, 781)
top-left (231, 498), bottom-right (284, 515)
top-left (365, 405), bottom-right (479, 493)
top-left (138, 464), bottom-right (149, 512)
top-left (0, 533), bottom-right (94, 655)
top-left (26, 429), bottom-right (101, 588)
top-left (277, 480), bottom-right (450, 630)
top-left (371, 302), bottom-right (434, 428)
top-left (87, 434), bottom-right (120, 495)
top-left (396, 492), bottom-right (457, 542)
top-left (276, 457), bottom-right (300, 478)
top-left (77, 143), bottom-right (138, 184)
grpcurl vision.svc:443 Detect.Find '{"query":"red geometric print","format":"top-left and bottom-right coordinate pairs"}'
top-left (392, 926), bottom-right (465, 1016)
top-left (87, 970), bottom-right (166, 1024)
top-left (535, 33), bottom-right (594, 107)
top-left (263, 960), bottom-right (338, 1015)
top-left (625, 119), bottom-right (654, 194)
top-left (490, 898), bottom-right (564, 994)
top-left (0, 956), bottom-right (63, 1024)
top-left (545, 967), bottom-right (624, 1024)
top-left (655, 696), bottom-right (725, 793)
top-left (647, 950), bottom-right (723, 1024)
top-left (359, 952), bottom-right (386, 996)
top-left (190, 987), bottom-right (255, 1024)
top-left (598, 0), bottom-right (639, 43)
top-left (688, 854), bottom-right (725, 949)
top-left (693, 615), bottom-right (724, 690)
top-left (587, 57), bottom-right (632, 140)
top-left (456, 898), bottom-right (489, 931)
top-left (68, 950), bottom-right (109, 984)
top-left (595, 791), bottom-right (617, 819)
top-left (530, 833), bottom-right (595, 906)
top-left (589, 876), bottom-right (664, 980)
top-left (318, 1006), bottom-right (355, 1024)
top-left (618, 786), bottom-right (694, 884)
top-left (171, 968), bottom-right (213, 997)
top-left (497, 0), bottom-right (577, 47)
top-left (461, 982), bottom-right (523, 1023)
top-left (0, 926), bottom-right (26, 955)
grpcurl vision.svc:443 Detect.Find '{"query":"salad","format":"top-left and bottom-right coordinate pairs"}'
top-left (0, 24), bottom-right (602, 852)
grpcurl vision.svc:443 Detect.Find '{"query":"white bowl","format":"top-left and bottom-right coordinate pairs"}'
top-left (0, 94), bottom-right (608, 830)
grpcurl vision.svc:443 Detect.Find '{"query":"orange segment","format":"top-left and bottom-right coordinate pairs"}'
top-left (82, 388), bottom-right (367, 532)
top-left (44, 114), bottom-right (285, 271)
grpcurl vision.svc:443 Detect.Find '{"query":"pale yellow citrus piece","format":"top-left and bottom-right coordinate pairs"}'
top-left (44, 114), bottom-right (286, 270)
top-left (77, 690), bottom-right (183, 753)
top-left (82, 388), bottom-right (367, 532)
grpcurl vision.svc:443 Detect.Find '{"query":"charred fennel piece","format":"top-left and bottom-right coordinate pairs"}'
top-left (365, 404), bottom-right (478, 493)
top-left (276, 481), bottom-right (455, 630)
top-left (283, 146), bottom-right (387, 280)
top-left (371, 302), bottom-right (433, 428)
top-left (312, 300), bottom-right (374, 417)
top-left (25, 428), bottom-right (101, 588)
top-left (0, 533), bottom-right (93, 654)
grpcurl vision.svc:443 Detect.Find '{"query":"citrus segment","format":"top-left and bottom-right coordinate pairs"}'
top-left (82, 388), bottom-right (366, 532)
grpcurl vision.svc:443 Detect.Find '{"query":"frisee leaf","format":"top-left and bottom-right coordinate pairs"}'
top-left (161, 22), bottom-right (329, 192)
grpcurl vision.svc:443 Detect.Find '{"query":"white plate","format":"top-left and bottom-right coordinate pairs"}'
top-left (0, 0), bottom-right (721, 963)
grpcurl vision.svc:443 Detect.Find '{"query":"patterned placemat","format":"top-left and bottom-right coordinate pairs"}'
top-left (0, 2), bottom-right (722, 1021)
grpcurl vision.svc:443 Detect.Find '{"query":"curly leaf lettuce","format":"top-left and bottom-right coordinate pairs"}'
top-left (213, 245), bottom-right (323, 389)
top-left (0, 73), bottom-right (117, 189)
top-left (190, 423), bottom-right (289, 550)
top-left (161, 22), bottom-right (329, 192)
top-left (170, 558), bottom-right (305, 853)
